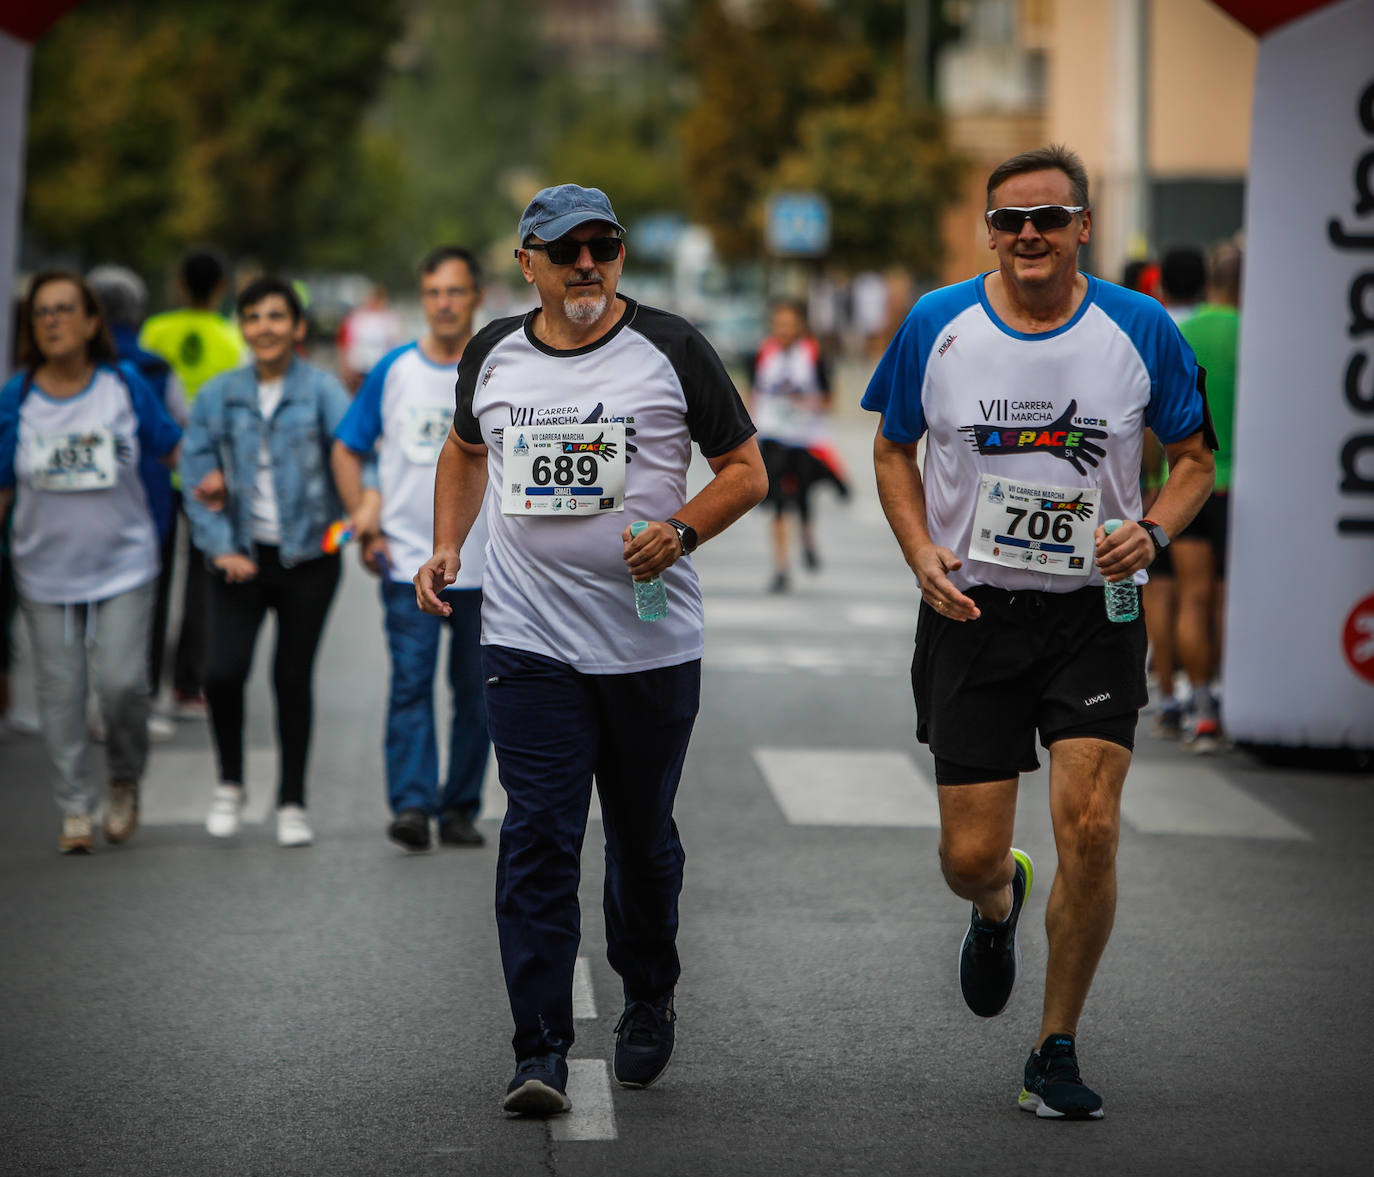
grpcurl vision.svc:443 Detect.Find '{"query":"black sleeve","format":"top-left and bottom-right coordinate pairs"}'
top-left (453, 315), bottom-right (526, 445)
top-left (634, 305), bottom-right (757, 459)
top-left (814, 345), bottom-right (831, 400)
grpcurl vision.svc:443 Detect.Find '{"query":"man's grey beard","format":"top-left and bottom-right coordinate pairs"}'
top-left (564, 290), bottom-right (607, 324)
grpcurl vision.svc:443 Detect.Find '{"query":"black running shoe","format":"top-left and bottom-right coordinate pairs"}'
top-left (503, 1053), bottom-right (571, 1116)
top-left (439, 808), bottom-right (485, 847)
top-left (613, 996), bottom-right (676, 1089)
top-left (387, 808), bottom-right (431, 851)
top-left (958, 848), bottom-right (1033, 1017)
top-left (1019, 1033), bottom-right (1105, 1119)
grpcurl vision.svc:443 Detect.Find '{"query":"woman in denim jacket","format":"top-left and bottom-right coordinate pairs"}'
top-left (181, 276), bottom-right (365, 847)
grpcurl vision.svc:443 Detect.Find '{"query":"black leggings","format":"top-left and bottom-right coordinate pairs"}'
top-left (204, 547), bottom-right (341, 807)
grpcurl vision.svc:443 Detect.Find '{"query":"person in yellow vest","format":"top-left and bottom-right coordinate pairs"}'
top-left (139, 248), bottom-right (244, 719)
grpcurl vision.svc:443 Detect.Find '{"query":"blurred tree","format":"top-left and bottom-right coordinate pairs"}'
top-left (678, 0), bottom-right (873, 260)
top-left (772, 74), bottom-right (964, 276)
top-left (25, 0), bottom-right (403, 282)
top-left (676, 0), bottom-right (962, 272)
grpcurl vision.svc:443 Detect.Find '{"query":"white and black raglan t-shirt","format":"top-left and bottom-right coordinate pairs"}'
top-left (863, 273), bottom-right (1210, 594)
top-left (454, 296), bottom-right (755, 673)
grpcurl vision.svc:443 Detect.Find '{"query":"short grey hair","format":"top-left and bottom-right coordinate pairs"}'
top-left (986, 145), bottom-right (1090, 210)
top-left (86, 264), bottom-right (147, 328)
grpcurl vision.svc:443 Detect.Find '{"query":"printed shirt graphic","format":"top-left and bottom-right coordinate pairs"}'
top-left (336, 341), bottom-right (489, 587)
top-left (139, 310), bottom-right (244, 399)
top-left (862, 273), bottom-right (1204, 593)
top-left (752, 335), bottom-right (830, 446)
top-left (454, 296), bottom-right (755, 673)
top-left (0, 364), bottom-right (182, 603)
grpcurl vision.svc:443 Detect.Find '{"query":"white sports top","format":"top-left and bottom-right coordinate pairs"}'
top-left (862, 273), bottom-right (1207, 593)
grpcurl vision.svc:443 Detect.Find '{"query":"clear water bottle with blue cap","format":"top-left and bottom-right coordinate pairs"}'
top-left (1102, 519), bottom-right (1139, 623)
top-left (630, 520), bottom-right (668, 622)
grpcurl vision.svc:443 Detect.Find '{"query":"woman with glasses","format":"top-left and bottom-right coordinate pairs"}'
top-left (0, 272), bottom-right (182, 853)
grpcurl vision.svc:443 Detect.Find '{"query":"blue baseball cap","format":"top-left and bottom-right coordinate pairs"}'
top-left (517, 184), bottom-right (625, 245)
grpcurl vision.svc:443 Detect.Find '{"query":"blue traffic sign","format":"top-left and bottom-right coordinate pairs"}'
top-left (766, 192), bottom-right (831, 256)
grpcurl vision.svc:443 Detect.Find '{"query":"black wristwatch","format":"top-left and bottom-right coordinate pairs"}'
top-left (667, 517), bottom-right (698, 555)
top-left (1138, 518), bottom-right (1170, 557)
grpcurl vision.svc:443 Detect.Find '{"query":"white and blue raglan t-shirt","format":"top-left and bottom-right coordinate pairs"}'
top-left (862, 273), bottom-right (1207, 594)
top-left (454, 296), bottom-right (756, 674)
top-left (335, 341), bottom-right (489, 588)
top-left (0, 362), bottom-right (182, 604)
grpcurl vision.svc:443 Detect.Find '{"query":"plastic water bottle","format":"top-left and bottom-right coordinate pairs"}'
top-left (1102, 519), bottom-right (1139, 623)
top-left (630, 520), bottom-right (668, 622)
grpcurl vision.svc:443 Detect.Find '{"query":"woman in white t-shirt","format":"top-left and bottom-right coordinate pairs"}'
top-left (0, 272), bottom-right (183, 854)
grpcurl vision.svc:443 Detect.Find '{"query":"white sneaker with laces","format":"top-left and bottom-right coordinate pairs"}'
top-left (147, 714), bottom-right (177, 742)
top-left (206, 784), bottom-right (245, 837)
top-left (277, 805), bottom-right (313, 847)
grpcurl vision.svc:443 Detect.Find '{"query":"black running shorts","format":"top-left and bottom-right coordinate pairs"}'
top-left (1176, 491), bottom-right (1229, 569)
top-left (910, 584), bottom-right (1147, 783)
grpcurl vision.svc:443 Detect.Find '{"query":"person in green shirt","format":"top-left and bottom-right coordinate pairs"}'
top-left (1174, 241), bottom-right (1241, 753)
top-left (138, 248), bottom-right (245, 718)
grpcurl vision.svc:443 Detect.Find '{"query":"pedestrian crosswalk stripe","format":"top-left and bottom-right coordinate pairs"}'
top-left (552, 1060), bottom-right (616, 1141)
top-left (139, 748), bottom-right (277, 826)
top-left (754, 748), bottom-right (941, 827)
top-left (1121, 761), bottom-right (1311, 840)
top-left (573, 957), bottom-right (597, 1020)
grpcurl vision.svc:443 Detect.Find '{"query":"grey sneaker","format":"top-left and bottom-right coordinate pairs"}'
top-left (104, 780), bottom-right (139, 844)
top-left (59, 814), bottom-right (94, 855)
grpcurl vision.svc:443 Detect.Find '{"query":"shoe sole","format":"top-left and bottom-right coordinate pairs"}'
top-left (388, 828), bottom-right (431, 851)
top-left (103, 819), bottom-right (138, 844)
top-left (58, 841), bottom-right (93, 854)
top-left (206, 818), bottom-right (240, 837)
top-left (1018, 1090), bottom-right (1105, 1119)
top-left (957, 848), bottom-right (1033, 1018)
top-left (503, 1080), bottom-right (571, 1116)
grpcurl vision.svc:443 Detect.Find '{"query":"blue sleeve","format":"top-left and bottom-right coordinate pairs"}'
top-left (0, 373), bottom-right (23, 489)
top-left (1093, 281), bottom-right (1205, 444)
top-left (179, 377), bottom-right (236, 558)
top-left (860, 281), bottom-right (977, 443)
top-left (118, 362), bottom-right (182, 458)
top-left (335, 344), bottom-right (404, 451)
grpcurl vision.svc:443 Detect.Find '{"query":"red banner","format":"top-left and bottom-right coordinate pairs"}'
top-left (1210, 0), bottom-right (1336, 36)
top-left (0, 0), bottom-right (84, 44)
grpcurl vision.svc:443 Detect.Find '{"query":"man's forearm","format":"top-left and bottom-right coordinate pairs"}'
top-left (1149, 436), bottom-right (1216, 539)
top-left (874, 432), bottom-right (934, 570)
top-left (433, 433), bottom-right (487, 553)
top-left (675, 443), bottom-right (768, 545)
top-left (330, 443), bottom-right (366, 515)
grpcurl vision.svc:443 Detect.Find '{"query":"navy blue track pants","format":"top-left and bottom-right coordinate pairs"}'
top-left (482, 644), bottom-right (701, 1060)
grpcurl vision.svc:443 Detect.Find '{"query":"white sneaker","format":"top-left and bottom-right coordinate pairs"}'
top-left (147, 714), bottom-right (177, 742)
top-left (206, 784), bottom-right (245, 837)
top-left (276, 805), bottom-right (313, 847)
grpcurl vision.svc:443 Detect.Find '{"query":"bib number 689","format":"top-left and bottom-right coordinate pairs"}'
top-left (531, 454), bottom-right (598, 486)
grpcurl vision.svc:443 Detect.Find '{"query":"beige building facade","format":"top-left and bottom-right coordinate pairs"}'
top-left (936, 0), bottom-right (1257, 288)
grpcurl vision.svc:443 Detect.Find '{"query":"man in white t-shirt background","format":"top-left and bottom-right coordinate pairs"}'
top-left (414, 184), bottom-right (768, 1117)
top-left (332, 246), bottom-right (491, 853)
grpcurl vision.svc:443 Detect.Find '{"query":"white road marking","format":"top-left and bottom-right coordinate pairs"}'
top-left (552, 1059), bottom-right (616, 1141)
top-left (139, 748), bottom-right (278, 826)
top-left (573, 956), bottom-right (597, 1020)
top-left (703, 596), bottom-right (914, 632)
top-left (754, 747), bottom-right (941, 827)
top-left (705, 643), bottom-right (908, 677)
top-left (1122, 761), bottom-right (1311, 840)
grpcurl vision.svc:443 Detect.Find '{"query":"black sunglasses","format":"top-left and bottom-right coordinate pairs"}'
top-left (985, 205), bottom-right (1086, 233)
top-left (518, 236), bottom-right (623, 265)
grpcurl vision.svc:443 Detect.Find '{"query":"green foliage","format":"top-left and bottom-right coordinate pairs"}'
top-left (773, 75), bottom-right (965, 275)
top-left (677, 0), bottom-right (962, 272)
top-left (25, 0), bottom-right (403, 281)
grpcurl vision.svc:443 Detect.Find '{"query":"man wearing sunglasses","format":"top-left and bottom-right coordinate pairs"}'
top-left (864, 145), bottom-right (1215, 1120)
top-left (414, 184), bottom-right (767, 1117)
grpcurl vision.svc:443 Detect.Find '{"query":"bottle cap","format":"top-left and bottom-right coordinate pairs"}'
top-left (1103, 518), bottom-right (1123, 534)
top-left (631, 520), bottom-right (648, 537)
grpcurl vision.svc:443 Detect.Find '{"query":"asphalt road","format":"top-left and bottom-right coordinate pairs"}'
top-left (3, 414), bottom-right (1372, 1177)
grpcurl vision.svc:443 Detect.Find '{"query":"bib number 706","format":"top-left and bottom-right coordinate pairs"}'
top-left (1004, 507), bottom-right (1075, 544)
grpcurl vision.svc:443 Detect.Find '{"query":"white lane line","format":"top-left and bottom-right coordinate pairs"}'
top-left (552, 1059), bottom-right (616, 1141)
top-left (754, 747), bottom-right (941, 827)
top-left (479, 762), bottom-right (603, 823)
top-left (140, 748), bottom-right (277, 826)
top-left (1122, 761), bottom-right (1311, 840)
top-left (705, 643), bottom-right (909, 677)
top-left (703, 596), bottom-right (915, 632)
top-left (572, 956), bottom-right (597, 1020)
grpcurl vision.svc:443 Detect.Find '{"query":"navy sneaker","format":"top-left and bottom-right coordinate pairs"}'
top-left (958, 848), bottom-right (1033, 1017)
top-left (503, 1053), bottom-right (571, 1116)
top-left (1019, 1033), bottom-right (1105, 1119)
top-left (613, 996), bottom-right (676, 1089)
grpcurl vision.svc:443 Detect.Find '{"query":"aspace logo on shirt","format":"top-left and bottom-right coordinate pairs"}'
top-left (958, 398), bottom-right (1108, 475)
